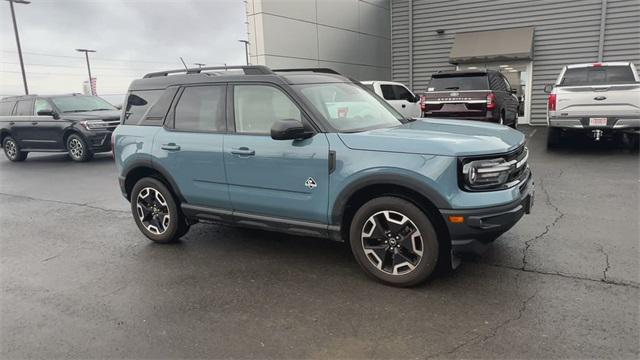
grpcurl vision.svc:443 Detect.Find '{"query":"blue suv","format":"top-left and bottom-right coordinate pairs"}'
top-left (113, 66), bottom-right (534, 286)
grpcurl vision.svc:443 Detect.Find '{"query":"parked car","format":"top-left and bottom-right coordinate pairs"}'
top-left (544, 62), bottom-right (640, 148)
top-left (423, 70), bottom-right (519, 128)
top-left (113, 66), bottom-right (534, 287)
top-left (0, 94), bottom-right (120, 162)
top-left (361, 81), bottom-right (422, 118)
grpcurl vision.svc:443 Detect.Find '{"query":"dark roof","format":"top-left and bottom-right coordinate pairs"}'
top-left (128, 65), bottom-right (352, 91)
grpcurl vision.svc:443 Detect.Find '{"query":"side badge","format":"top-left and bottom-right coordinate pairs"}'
top-left (304, 177), bottom-right (317, 189)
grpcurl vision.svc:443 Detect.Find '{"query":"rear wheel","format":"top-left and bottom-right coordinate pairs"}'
top-left (131, 177), bottom-right (188, 243)
top-left (3, 136), bottom-right (27, 162)
top-left (66, 134), bottom-right (93, 162)
top-left (349, 197), bottom-right (439, 287)
top-left (547, 127), bottom-right (561, 148)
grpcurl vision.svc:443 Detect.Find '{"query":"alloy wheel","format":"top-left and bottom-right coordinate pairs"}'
top-left (69, 138), bottom-right (84, 159)
top-left (136, 187), bottom-right (171, 235)
top-left (361, 210), bottom-right (424, 275)
top-left (5, 139), bottom-right (17, 159)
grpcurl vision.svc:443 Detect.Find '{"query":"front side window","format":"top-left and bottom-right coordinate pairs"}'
top-left (51, 95), bottom-right (116, 113)
top-left (294, 82), bottom-right (403, 132)
top-left (380, 85), bottom-right (396, 100)
top-left (34, 99), bottom-right (53, 115)
top-left (174, 86), bottom-right (226, 132)
top-left (234, 85), bottom-right (301, 134)
top-left (15, 100), bottom-right (33, 116)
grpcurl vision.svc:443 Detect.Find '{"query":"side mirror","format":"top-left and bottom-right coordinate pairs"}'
top-left (37, 109), bottom-right (58, 119)
top-left (543, 84), bottom-right (554, 93)
top-left (271, 119), bottom-right (313, 140)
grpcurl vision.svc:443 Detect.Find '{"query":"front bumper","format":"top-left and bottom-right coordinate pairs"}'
top-left (548, 116), bottom-right (640, 132)
top-left (441, 177), bottom-right (534, 255)
top-left (84, 130), bottom-right (113, 152)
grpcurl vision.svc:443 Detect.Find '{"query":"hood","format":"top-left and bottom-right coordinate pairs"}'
top-left (337, 118), bottom-right (525, 156)
top-left (62, 109), bottom-right (122, 121)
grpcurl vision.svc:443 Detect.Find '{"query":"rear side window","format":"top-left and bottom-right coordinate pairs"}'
top-left (561, 66), bottom-right (636, 86)
top-left (0, 101), bottom-right (16, 116)
top-left (123, 90), bottom-right (163, 125)
top-left (174, 85), bottom-right (226, 132)
top-left (428, 74), bottom-right (489, 91)
top-left (15, 99), bottom-right (34, 116)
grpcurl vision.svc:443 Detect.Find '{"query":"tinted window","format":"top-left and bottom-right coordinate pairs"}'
top-left (393, 85), bottom-right (414, 101)
top-left (428, 74), bottom-right (489, 91)
top-left (174, 86), bottom-right (226, 132)
top-left (124, 90), bottom-right (162, 125)
top-left (561, 66), bottom-right (637, 86)
top-left (51, 95), bottom-right (116, 113)
top-left (34, 98), bottom-right (53, 115)
top-left (0, 101), bottom-right (17, 116)
top-left (380, 85), bottom-right (396, 100)
top-left (15, 99), bottom-right (34, 116)
top-left (234, 85), bottom-right (301, 134)
top-left (141, 88), bottom-right (178, 126)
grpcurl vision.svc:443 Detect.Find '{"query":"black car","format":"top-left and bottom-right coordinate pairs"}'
top-left (423, 70), bottom-right (519, 128)
top-left (0, 94), bottom-right (120, 162)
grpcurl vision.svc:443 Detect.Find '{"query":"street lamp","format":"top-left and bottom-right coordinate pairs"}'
top-left (238, 40), bottom-right (250, 65)
top-left (6, 0), bottom-right (30, 95)
top-left (75, 48), bottom-right (96, 95)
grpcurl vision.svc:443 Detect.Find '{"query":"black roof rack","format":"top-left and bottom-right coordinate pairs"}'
top-left (143, 65), bottom-right (273, 78)
top-left (273, 68), bottom-right (342, 75)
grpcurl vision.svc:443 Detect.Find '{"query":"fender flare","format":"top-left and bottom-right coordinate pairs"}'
top-left (330, 172), bottom-right (451, 226)
top-left (122, 158), bottom-right (186, 202)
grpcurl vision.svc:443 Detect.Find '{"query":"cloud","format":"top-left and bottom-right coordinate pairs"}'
top-left (0, 0), bottom-right (246, 100)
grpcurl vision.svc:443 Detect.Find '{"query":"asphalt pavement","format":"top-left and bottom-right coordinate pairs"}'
top-left (1, 126), bottom-right (638, 359)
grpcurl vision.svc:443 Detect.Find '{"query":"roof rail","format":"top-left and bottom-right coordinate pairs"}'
top-left (273, 68), bottom-right (342, 75)
top-left (143, 65), bottom-right (273, 78)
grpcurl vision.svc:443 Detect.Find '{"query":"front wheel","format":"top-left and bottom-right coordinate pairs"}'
top-left (131, 177), bottom-right (188, 243)
top-left (3, 136), bottom-right (27, 162)
top-left (349, 197), bottom-right (440, 287)
top-left (67, 134), bottom-right (93, 162)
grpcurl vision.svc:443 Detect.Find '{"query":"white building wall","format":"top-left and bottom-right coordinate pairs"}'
top-left (247, 0), bottom-right (391, 80)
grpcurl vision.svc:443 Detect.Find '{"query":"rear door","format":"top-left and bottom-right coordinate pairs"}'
top-left (152, 84), bottom-right (230, 209)
top-left (556, 65), bottom-right (640, 119)
top-left (379, 83), bottom-right (420, 118)
top-left (223, 83), bottom-right (330, 225)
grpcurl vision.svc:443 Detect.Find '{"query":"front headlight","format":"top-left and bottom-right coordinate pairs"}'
top-left (80, 120), bottom-right (108, 130)
top-left (462, 158), bottom-right (512, 189)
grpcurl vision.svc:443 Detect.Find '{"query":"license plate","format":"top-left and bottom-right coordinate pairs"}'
top-left (589, 117), bottom-right (607, 126)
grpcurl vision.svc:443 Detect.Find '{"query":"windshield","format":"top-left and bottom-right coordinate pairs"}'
top-left (51, 95), bottom-right (116, 113)
top-left (294, 83), bottom-right (403, 132)
top-left (428, 74), bottom-right (489, 91)
top-left (560, 66), bottom-right (636, 86)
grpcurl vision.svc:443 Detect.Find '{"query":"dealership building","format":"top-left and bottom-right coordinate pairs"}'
top-left (247, 0), bottom-right (639, 125)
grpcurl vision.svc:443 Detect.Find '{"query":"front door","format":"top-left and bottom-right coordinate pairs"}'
top-left (152, 85), bottom-right (230, 209)
top-left (224, 84), bottom-right (330, 224)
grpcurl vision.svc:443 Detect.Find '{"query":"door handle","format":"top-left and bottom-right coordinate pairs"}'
top-left (31, 121), bottom-right (38, 125)
top-left (161, 143), bottom-right (181, 151)
top-left (231, 147), bottom-right (255, 156)
top-left (402, 104), bottom-right (406, 108)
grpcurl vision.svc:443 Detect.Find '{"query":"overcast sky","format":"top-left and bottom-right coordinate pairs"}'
top-left (0, 0), bottom-right (247, 103)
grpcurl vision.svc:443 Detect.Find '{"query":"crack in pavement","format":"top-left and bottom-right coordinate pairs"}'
top-left (0, 192), bottom-right (127, 214)
top-left (522, 176), bottom-right (565, 271)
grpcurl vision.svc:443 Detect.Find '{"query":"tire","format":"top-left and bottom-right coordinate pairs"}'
top-left (547, 127), bottom-right (561, 148)
top-left (349, 196), bottom-right (440, 287)
top-left (66, 134), bottom-right (93, 162)
top-left (499, 111), bottom-right (506, 125)
top-left (3, 136), bottom-right (27, 162)
top-left (131, 177), bottom-right (189, 243)
top-left (509, 115), bottom-right (518, 129)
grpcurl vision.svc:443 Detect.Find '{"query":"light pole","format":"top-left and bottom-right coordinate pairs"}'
top-left (6, 0), bottom-right (30, 95)
top-left (238, 40), bottom-right (249, 65)
top-left (76, 48), bottom-right (96, 95)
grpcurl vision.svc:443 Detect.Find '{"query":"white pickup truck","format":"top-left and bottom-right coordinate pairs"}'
top-left (361, 81), bottom-right (423, 118)
top-left (545, 62), bottom-right (640, 148)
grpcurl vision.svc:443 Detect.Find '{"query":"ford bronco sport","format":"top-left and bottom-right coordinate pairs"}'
top-left (113, 66), bottom-right (534, 287)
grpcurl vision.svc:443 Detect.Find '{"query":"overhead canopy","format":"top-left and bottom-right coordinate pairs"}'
top-left (449, 27), bottom-right (534, 64)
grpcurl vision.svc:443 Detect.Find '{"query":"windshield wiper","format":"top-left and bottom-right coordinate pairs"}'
top-left (63, 110), bottom-right (91, 113)
top-left (90, 108), bottom-right (115, 111)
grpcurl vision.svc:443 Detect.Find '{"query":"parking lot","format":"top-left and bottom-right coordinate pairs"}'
top-left (1, 126), bottom-right (638, 358)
